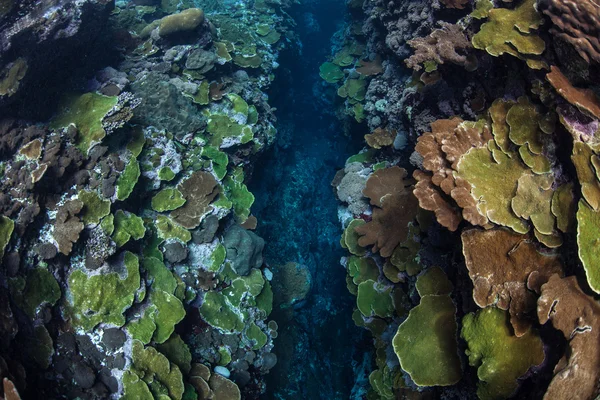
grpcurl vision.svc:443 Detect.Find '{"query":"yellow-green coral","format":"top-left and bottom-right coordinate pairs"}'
top-left (456, 142), bottom-right (529, 233)
top-left (461, 307), bottom-right (544, 400)
top-left (51, 93), bottom-right (118, 154)
top-left (116, 158), bottom-right (141, 201)
top-left (0, 215), bottom-right (14, 259)
top-left (10, 267), bottom-right (61, 318)
top-left (67, 252), bottom-right (140, 331)
top-left (124, 340), bottom-right (184, 400)
top-left (152, 188), bottom-right (187, 212)
top-left (112, 210), bottom-right (146, 248)
top-left (472, 0), bottom-right (546, 69)
top-left (576, 200), bottom-right (600, 294)
top-left (392, 268), bottom-right (461, 387)
top-left (79, 190), bottom-right (111, 226)
top-left (356, 280), bottom-right (394, 318)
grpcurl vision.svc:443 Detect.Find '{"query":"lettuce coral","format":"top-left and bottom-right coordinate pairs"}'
top-left (66, 251), bottom-right (141, 331)
top-left (392, 268), bottom-right (461, 387)
top-left (50, 93), bottom-right (118, 155)
top-left (355, 167), bottom-right (419, 257)
top-left (462, 228), bottom-right (563, 336)
top-left (471, 0), bottom-right (546, 69)
top-left (461, 307), bottom-right (544, 400)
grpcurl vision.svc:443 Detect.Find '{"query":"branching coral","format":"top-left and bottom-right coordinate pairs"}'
top-left (355, 166), bottom-right (419, 257)
top-left (462, 228), bottom-right (563, 336)
top-left (537, 274), bottom-right (600, 400)
top-left (406, 23), bottom-right (475, 72)
top-left (537, 0), bottom-right (600, 64)
top-left (53, 199), bottom-right (84, 256)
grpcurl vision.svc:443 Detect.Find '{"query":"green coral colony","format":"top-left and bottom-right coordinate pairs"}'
top-left (1, 0), bottom-right (600, 399)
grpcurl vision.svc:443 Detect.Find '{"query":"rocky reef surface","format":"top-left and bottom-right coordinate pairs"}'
top-left (0, 0), bottom-right (302, 398)
top-left (325, 0), bottom-right (600, 399)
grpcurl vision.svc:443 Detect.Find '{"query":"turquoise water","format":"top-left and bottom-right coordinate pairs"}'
top-left (249, 1), bottom-right (368, 398)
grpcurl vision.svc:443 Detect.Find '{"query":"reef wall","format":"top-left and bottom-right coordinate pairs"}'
top-left (0, 0), bottom-right (303, 398)
top-left (325, 0), bottom-right (600, 399)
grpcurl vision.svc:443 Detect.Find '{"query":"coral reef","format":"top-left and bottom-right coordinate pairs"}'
top-left (328, 0), bottom-right (600, 397)
top-left (0, 0), bottom-right (295, 398)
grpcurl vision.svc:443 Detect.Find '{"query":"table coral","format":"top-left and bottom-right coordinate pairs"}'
top-left (537, 275), bottom-right (600, 400)
top-left (461, 307), bottom-right (544, 400)
top-left (537, 0), bottom-right (600, 64)
top-left (462, 228), bottom-right (563, 336)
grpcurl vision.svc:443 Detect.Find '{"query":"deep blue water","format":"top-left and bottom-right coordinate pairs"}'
top-left (249, 1), bottom-right (368, 398)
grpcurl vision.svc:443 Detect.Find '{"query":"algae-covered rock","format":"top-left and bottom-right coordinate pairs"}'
top-left (271, 262), bottom-right (311, 310)
top-left (461, 307), bottom-right (544, 400)
top-left (223, 224), bottom-right (264, 276)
